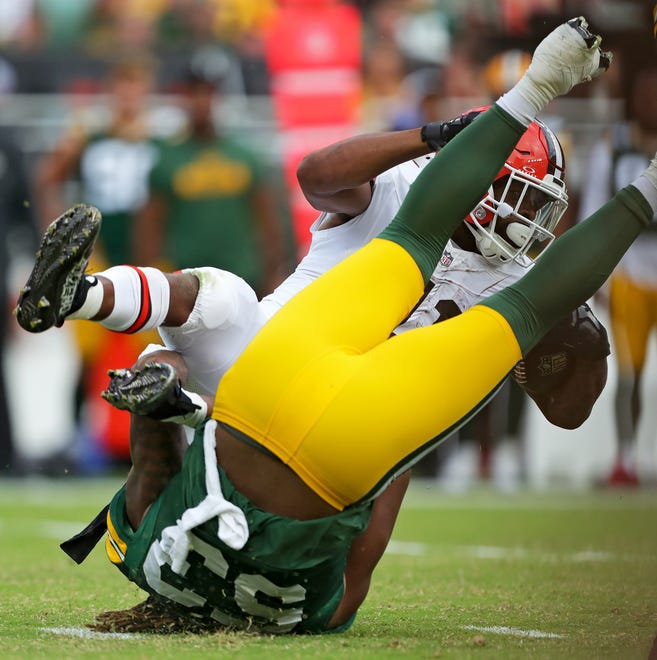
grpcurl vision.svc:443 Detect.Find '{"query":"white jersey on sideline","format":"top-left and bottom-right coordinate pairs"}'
top-left (151, 155), bottom-right (529, 395)
top-left (578, 135), bottom-right (657, 287)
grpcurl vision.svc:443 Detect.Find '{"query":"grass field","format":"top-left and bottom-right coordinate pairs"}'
top-left (0, 477), bottom-right (655, 659)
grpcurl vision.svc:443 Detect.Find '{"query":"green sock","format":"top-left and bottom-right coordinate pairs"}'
top-left (379, 104), bottom-right (525, 281)
top-left (483, 185), bottom-right (652, 354)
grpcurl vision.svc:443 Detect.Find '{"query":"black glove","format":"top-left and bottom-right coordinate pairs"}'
top-left (420, 110), bottom-right (482, 152)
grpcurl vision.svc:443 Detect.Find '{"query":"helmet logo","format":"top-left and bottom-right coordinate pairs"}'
top-left (521, 165), bottom-right (536, 175)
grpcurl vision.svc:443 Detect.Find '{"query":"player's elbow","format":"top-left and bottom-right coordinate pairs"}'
top-left (296, 152), bottom-right (325, 195)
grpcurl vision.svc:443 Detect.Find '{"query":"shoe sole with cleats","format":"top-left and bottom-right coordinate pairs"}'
top-left (15, 204), bottom-right (101, 332)
top-left (102, 362), bottom-right (179, 417)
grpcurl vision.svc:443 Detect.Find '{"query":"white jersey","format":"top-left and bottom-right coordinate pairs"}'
top-left (152, 155), bottom-right (529, 395)
top-left (396, 241), bottom-right (530, 332)
top-left (579, 135), bottom-right (657, 287)
top-left (259, 155), bottom-right (436, 319)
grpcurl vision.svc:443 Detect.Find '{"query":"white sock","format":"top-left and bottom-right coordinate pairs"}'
top-left (97, 265), bottom-right (170, 333)
top-left (66, 276), bottom-right (103, 320)
top-left (632, 159), bottom-right (657, 215)
top-left (620, 444), bottom-right (636, 472)
top-left (496, 87), bottom-right (536, 127)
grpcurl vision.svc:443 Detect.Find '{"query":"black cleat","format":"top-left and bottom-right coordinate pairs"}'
top-left (102, 362), bottom-right (200, 420)
top-left (15, 204), bottom-right (101, 332)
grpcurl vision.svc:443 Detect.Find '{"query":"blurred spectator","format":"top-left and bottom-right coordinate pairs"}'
top-left (441, 34), bottom-right (484, 101)
top-left (0, 129), bottom-right (37, 474)
top-left (36, 52), bottom-right (159, 259)
top-left (155, 0), bottom-right (203, 50)
top-left (134, 47), bottom-right (292, 298)
top-left (81, 0), bottom-right (166, 57)
top-left (0, 0), bottom-right (44, 51)
top-left (361, 0), bottom-right (410, 46)
top-left (208, 0), bottom-right (276, 95)
top-left (35, 52), bottom-right (161, 468)
top-left (482, 48), bottom-right (531, 98)
top-left (35, 0), bottom-right (96, 50)
top-left (389, 0), bottom-right (451, 67)
top-left (209, 0), bottom-right (276, 46)
top-left (389, 66), bottom-right (444, 130)
top-left (0, 56), bottom-right (18, 95)
top-left (362, 40), bottom-right (408, 129)
top-left (499, 0), bottom-right (561, 36)
top-left (578, 66), bottom-right (657, 487)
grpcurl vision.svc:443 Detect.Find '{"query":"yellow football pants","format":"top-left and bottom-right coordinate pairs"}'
top-left (609, 271), bottom-right (657, 374)
top-left (214, 239), bottom-right (522, 509)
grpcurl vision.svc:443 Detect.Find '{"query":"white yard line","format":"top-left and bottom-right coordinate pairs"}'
top-left (463, 625), bottom-right (565, 639)
top-left (385, 540), bottom-right (427, 556)
top-left (40, 520), bottom-right (92, 539)
top-left (385, 541), bottom-right (625, 563)
top-left (40, 626), bottom-right (138, 640)
top-left (459, 545), bottom-right (618, 562)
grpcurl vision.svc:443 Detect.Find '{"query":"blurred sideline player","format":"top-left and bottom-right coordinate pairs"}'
top-left (578, 66), bottom-right (657, 486)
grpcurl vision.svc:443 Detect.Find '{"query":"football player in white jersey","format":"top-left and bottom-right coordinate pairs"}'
top-left (294, 111), bottom-right (609, 430)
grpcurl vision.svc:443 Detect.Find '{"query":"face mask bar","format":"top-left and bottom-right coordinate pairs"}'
top-left (466, 166), bottom-right (569, 265)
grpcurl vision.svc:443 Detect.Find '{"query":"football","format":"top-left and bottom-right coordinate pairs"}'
top-left (513, 345), bottom-right (573, 395)
top-left (513, 303), bottom-right (608, 395)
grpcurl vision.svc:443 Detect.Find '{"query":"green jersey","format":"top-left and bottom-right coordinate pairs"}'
top-left (148, 134), bottom-right (268, 291)
top-left (106, 421), bottom-right (372, 634)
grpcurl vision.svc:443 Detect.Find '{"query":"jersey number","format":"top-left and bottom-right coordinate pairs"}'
top-left (143, 531), bottom-right (307, 633)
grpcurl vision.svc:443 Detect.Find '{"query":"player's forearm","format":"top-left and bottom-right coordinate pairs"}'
top-left (297, 129), bottom-right (428, 209)
top-left (125, 415), bottom-right (187, 529)
top-left (328, 472), bottom-right (411, 628)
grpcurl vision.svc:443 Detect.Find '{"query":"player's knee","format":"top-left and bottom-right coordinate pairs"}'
top-left (180, 267), bottom-right (258, 332)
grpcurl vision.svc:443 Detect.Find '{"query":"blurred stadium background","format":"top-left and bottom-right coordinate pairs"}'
top-left (2, 0), bottom-right (657, 490)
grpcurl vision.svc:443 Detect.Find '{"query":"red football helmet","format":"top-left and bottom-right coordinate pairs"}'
top-left (464, 106), bottom-right (568, 264)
